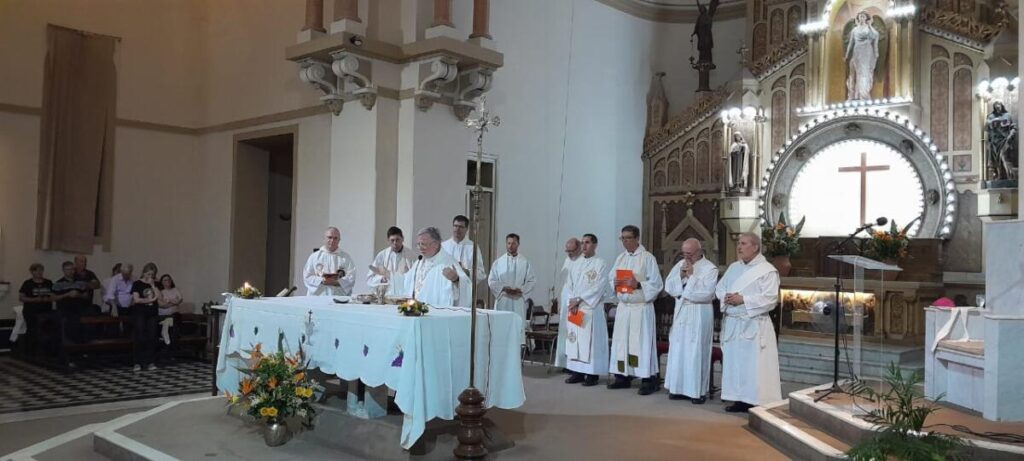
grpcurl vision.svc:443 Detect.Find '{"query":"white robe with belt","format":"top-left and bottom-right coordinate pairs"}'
top-left (402, 251), bottom-right (472, 308)
top-left (366, 247), bottom-right (415, 295)
top-left (664, 257), bottom-right (719, 398)
top-left (442, 238), bottom-right (487, 281)
top-left (554, 256), bottom-right (579, 368)
top-left (488, 253), bottom-right (536, 345)
top-left (303, 246), bottom-right (356, 296)
top-left (565, 255), bottom-right (609, 375)
top-left (607, 245), bottom-right (664, 378)
top-left (716, 253), bottom-right (782, 406)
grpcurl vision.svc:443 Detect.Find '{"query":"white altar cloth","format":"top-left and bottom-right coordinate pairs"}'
top-left (215, 296), bottom-right (525, 449)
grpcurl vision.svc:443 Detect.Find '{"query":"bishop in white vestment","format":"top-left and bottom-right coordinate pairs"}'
top-left (403, 227), bottom-right (472, 307)
top-left (303, 227), bottom-right (356, 296)
top-left (554, 238), bottom-right (581, 368)
top-left (664, 238), bottom-right (719, 403)
top-left (563, 234), bottom-right (609, 386)
top-left (607, 225), bottom-right (664, 395)
top-left (716, 232), bottom-right (782, 412)
top-left (367, 227), bottom-right (415, 296)
top-left (442, 216), bottom-right (487, 282)
top-left (487, 234), bottom-right (536, 345)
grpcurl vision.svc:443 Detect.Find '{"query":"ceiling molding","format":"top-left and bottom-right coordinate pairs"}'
top-left (593, 0), bottom-right (747, 23)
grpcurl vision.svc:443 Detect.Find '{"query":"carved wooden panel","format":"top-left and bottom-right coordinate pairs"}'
top-left (953, 68), bottom-right (973, 151)
top-left (711, 121), bottom-right (724, 185)
top-left (791, 63), bottom-right (805, 78)
top-left (930, 59), bottom-right (950, 151)
top-left (697, 141), bottom-right (710, 185)
top-left (771, 90), bottom-right (787, 153)
top-left (651, 199), bottom-right (720, 266)
top-left (682, 152), bottom-right (695, 187)
top-left (668, 160), bottom-right (680, 186)
top-left (953, 52), bottom-right (972, 67)
top-left (931, 44), bottom-right (949, 60)
top-left (753, 0), bottom-right (762, 21)
top-left (770, 9), bottom-right (784, 45)
top-left (786, 6), bottom-right (801, 40)
top-left (790, 78), bottom-right (806, 137)
top-left (753, 23), bottom-right (768, 62)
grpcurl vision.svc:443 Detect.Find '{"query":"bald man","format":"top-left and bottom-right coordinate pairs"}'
top-left (716, 232), bottom-right (782, 412)
top-left (555, 237), bottom-right (582, 369)
top-left (302, 227), bottom-right (356, 296)
top-left (664, 238), bottom-right (719, 403)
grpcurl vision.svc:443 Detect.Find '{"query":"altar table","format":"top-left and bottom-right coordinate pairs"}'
top-left (215, 296), bottom-right (525, 449)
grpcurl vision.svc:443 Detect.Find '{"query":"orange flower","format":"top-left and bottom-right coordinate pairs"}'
top-left (268, 377), bottom-right (278, 389)
top-left (293, 372), bottom-right (305, 383)
top-left (241, 378), bottom-right (254, 395)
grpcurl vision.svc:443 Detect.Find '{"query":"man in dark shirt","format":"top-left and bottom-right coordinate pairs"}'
top-left (73, 255), bottom-right (102, 314)
top-left (53, 261), bottom-right (91, 343)
top-left (19, 263), bottom-right (53, 355)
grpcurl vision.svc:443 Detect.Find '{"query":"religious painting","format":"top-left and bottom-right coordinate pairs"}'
top-left (824, 1), bottom-right (892, 103)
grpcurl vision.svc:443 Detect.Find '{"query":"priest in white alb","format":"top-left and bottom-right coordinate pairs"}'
top-left (402, 227), bottom-right (471, 307)
top-left (716, 232), bottom-right (782, 413)
top-left (607, 225), bottom-right (664, 395)
top-left (302, 227), bottom-right (356, 296)
top-left (442, 215), bottom-right (487, 282)
top-left (487, 233), bottom-right (536, 345)
top-left (664, 238), bottom-right (719, 403)
top-left (563, 233), bottom-right (609, 387)
top-left (367, 226), bottom-right (415, 296)
top-left (554, 237), bottom-right (582, 369)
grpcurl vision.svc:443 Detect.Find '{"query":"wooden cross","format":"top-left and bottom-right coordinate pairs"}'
top-left (838, 152), bottom-right (890, 224)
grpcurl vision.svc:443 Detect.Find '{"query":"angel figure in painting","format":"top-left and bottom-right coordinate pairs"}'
top-left (844, 11), bottom-right (880, 101)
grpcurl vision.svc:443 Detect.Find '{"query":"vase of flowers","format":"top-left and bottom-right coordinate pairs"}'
top-left (397, 298), bottom-right (429, 317)
top-left (761, 212), bottom-right (806, 277)
top-left (225, 335), bottom-right (321, 447)
top-left (235, 282), bottom-right (263, 300)
top-left (864, 220), bottom-right (913, 281)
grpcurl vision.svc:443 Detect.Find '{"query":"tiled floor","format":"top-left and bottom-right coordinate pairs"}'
top-left (0, 356), bottom-right (211, 414)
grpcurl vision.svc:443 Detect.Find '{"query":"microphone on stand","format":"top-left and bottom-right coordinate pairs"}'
top-left (853, 216), bottom-right (888, 235)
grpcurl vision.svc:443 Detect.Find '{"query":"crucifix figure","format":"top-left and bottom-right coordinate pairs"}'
top-left (838, 152), bottom-right (890, 224)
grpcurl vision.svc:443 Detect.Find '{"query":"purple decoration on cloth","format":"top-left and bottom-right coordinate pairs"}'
top-left (363, 345), bottom-right (369, 356)
top-left (229, 325), bottom-right (235, 338)
top-left (253, 326), bottom-right (259, 336)
top-left (391, 350), bottom-right (404, 367)
top-left (334, 338), bottom-right (340, 349)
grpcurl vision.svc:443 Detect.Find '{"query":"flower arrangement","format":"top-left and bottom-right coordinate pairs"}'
top-left (762, 212), bottom-right (806, 257)
top-left (864, 220), bottom-right (913, 262)
top-left (235, 281), bottom-right (262, 299)
top-left (397, 298), bottom-right (429, 316)
top-left (225, 336), bottom-right (321, 430)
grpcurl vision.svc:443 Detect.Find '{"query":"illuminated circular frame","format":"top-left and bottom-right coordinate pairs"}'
top-left (759, 109), bottom-right (957, 239)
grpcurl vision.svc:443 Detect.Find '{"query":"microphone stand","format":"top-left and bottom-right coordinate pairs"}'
top-left (813, 224), bottom-right (871, 403)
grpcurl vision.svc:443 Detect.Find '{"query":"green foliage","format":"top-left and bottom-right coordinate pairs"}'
top-left (226, 332), bottom-right (322, 428)
top-left (846, 364), bottom-right (969, 461)
top-left (864, 220), bottom-right (915, 261)
top-left (762, 212), bottom-right (806, 257)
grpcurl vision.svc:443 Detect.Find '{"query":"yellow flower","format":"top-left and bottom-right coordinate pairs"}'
top-left (260, 407), bottom-right (279, 418)
top-left (295, 387), bottom-right (313, 398)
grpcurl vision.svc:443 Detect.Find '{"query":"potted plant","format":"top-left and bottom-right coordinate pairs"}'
top-left (761, 212), bottom-right (805, 276)
top-left (847, 364), bottom-right (969, 460)
top-left (864, 220), bottom-right (913, 281)
top-left (225, 335), bottom-right (321, 447)
top-left (397, 298), bottom-right (430, 317)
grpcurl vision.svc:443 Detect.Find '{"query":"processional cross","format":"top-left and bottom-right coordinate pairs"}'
top-left (838, 152), bottom-right (890, 224)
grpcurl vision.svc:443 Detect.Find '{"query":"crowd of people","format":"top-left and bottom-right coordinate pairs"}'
top-left (302, 216), bottom-right (781, 412)
top-left (17, 256), bottom-right (187, 372)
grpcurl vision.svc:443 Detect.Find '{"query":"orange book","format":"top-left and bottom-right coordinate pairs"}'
top-left (615, 269), bottom-right (635, 294)
top-left (568, 309), bottom-right (585, 327)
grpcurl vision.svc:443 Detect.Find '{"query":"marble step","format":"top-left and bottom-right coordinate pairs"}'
top-left (748, 400), bottom-right (849, 461)
top-left (779, 350), bottom-right (924, 377)
top-left (778, 336), bottom-right (922, 364)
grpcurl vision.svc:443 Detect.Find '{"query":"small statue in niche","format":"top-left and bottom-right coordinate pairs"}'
top-left (727, 132), bottom-right (749, 193)
top-left (844, 11), bottom-right (885, 101)
top-left (986, 101), bottom-right (1019, 182)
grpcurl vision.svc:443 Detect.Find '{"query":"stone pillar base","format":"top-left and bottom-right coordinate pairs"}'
top-left (719, 196), bottom-right (760, 265)
top-left (331, 18), bottom-right (366, 36)
top-left (977, 187), bottom-right (1019, 221)
top-left (297, 29), bottom-right (326, 43)
top-left (426, 24), bottom-right (461, 40)
top-left (468, 36), bottom-right (496, 50)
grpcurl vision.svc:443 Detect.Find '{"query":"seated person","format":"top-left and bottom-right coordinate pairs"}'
top-left (52, 261), bottom-right (91, 344)
top-left (157, 274), bottom-right (183, 345)
top-left (18, 263), bottom-right (53, 353)
top-left (102, 263), bottom-right (122, 312)
top-left (130, 268), bottom-right (162, 372)
top-left (104, 263), bottom-right (135, 316)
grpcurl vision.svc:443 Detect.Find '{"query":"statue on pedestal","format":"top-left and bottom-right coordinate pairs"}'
top-left (690, 0), bottom-right (719, 92)
top-left (727, 132), bottom-right (749, 194)
top-left (986, 101), bottom-right (1019, 183)
top-left (844, 11), bottom-right (882, 101)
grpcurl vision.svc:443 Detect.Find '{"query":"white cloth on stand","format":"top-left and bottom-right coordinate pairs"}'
top-left (303, 246), bottom-right (356, 296)
top-left (607, 245), bottom-right (663, 378)
top-left (664, 257), bottom-right (718, 398)
top-left (565, 256), bottom-right (609, 375)
top-left (716, 254), bottom-right (782, 406)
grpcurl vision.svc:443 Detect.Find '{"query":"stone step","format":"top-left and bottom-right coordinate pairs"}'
top-left (779, 350), bottom-right (924, 377)
top-left (748, 401), bottom-right (849, 461)
top-left (778, 336), bottom-right (922, 365)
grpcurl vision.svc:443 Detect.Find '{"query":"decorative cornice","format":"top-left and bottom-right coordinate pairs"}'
top-left (749, 38), bottom-right (807, 81)
top-left (593, 0), bottom-right (746, 23)
top-left (642, 86), bottom-right (731, 157)
top-left (918, 6), bottom-right (1005, 46)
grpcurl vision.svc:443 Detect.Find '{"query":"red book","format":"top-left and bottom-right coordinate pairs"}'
top-left (568, 309), bottom-right (585, 327)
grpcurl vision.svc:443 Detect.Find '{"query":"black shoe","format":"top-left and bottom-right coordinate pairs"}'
top-left (668, 393), bottom-right (689, 401)
top-left (724, 402), bottom-right (753, 413)
top-left (690, 396), bottom-right (707, 405)
top-left (606, 375), bottom-right (633, 389)
top-left (565, 372), bottom-right (584, 384)
top-left (637, 378), bottom-right (659, 396)
top-left (581, 375), bottom-right (599, 387)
